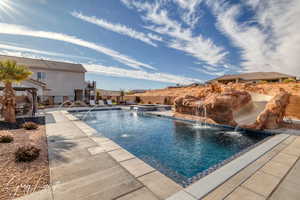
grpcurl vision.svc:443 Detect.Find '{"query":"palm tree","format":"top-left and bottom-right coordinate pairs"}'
top-left (0, 60), bottom-right (32, 123)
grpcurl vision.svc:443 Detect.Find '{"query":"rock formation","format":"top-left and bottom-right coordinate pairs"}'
top-left (174, 88), bottom-right (252, 126)
top-left (244, 89), bottom-right (290, 130)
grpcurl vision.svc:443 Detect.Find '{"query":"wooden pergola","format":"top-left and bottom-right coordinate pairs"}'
top-left (0, 87), bottom-right (38, 116)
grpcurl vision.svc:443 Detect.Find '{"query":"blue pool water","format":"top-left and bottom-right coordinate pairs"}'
top-left (76, 110), bottom-right (269, 185)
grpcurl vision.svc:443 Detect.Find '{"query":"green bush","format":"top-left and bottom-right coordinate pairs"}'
top-left (259, 80), bottom-right (268, 84)
top-left (283, 78), bottom-right (296, 83)
top-left (22, 122), bottom-right (38, 130)
top-left (15, 145), bottom-right (40, 162)
top-left (0, 135), bottom-right (14, 143)
top-left (136, 96), bottom-right (141, 103)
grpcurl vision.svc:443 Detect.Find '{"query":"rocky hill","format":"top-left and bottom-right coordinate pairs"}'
top-left (134, 82), bottom-right (300, 97)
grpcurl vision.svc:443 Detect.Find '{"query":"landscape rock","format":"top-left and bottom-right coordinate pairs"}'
top-left (244, 89), bottom-right (290, 130)
top-left (174, 88), bottom-right (252, 126)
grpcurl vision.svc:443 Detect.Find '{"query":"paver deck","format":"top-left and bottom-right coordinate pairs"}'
top-left (199, 135), bottom-right (300, 200)
top-left (15, 109), bottom-right (300, 200)
top-left (16, 110), bottom-right (181, 200)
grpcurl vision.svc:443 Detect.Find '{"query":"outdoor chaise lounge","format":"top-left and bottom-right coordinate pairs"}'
top-left (98, 100), bottom-right (105, 106)
top-left (106, 99), bottom-right (113, 106)
top-left (90, 100), bottom-right (96, 106)
top-left (125, 100), bottom-right (136, 105)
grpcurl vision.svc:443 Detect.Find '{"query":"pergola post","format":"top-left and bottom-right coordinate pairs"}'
top-left (32, 89), bottom-right (37, 116)
top-left (0, 87), bottom-right (38, 117)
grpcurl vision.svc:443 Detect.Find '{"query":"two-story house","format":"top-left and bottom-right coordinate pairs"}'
top-left (0, 55), bottom-right (88, 104)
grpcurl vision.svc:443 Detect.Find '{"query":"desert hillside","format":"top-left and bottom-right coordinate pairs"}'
top-left (134, 82), bottom-right (300, 97)
top-left (129, 82), bottom-right (300, 120)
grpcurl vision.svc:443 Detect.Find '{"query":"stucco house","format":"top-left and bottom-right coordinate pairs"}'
top-left (0, 55), bottom-right (93, 104)
top-left (209, 72), bottom-right (296, 84)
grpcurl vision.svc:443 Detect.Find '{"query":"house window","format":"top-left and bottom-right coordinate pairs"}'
top-left (37, 72), bottom-right (46, 81)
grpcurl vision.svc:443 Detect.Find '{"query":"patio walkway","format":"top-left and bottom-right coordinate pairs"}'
top-left (16, 109), bottom-right (300, 200)
top-left (16, 111), bottom-right (181, 200)
top-left (198, 135), bottom-right (300, 200)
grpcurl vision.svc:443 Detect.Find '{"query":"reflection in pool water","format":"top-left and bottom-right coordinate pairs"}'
top-left (75, 110), bottom-right (269, 185)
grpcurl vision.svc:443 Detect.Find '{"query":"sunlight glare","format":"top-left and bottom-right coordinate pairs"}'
top-left (0, 0), bottom-right (17, 20)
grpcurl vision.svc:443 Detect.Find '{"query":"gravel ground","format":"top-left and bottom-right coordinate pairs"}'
top-left (0, 126), bottom-right (50, 200)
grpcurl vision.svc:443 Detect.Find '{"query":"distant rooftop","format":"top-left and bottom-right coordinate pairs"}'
top-left (210, 72), bottom-right (296, 82)
top-left (0, 55), bottom-right (86, 73)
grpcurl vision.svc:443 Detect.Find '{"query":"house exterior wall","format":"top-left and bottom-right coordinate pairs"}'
top-left (30, 68), bottom-right (85, 97)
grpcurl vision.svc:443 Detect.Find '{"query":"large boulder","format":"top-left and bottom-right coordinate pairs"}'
top-left (174, 89), bottom-right (252, 126)
top-left (245, 89), bottom-right (290, 130)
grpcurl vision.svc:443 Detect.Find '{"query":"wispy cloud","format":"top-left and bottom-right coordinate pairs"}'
top-left (0, 49), bottom-right (82, 65)
top-left (71, 11), bottom-right (162, 47)
top-left (121, 0), bottom-right (227, 66)
top-left (174, 0), bottom-right (203, 27)
top-left (0, 43), bottom-right (92, 60)
top-left (85, 64), bottom-right (202, 84)
top-left (210, 0), bottom-right (300, 76)
top-left (0, 23), bottom-right (155, 70)
top-left (191, 66), bottom-right (227, 77)
top-left (0, 46), bottom-right (200, 84)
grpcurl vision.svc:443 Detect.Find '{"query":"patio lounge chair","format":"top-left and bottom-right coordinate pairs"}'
top-left (126, 100), bottom-right (136, 105)
top-left (98, 100), bottom-right (105, 106)
top-left (90, 100), bottom-right (96, 106)
top-left (106, 100), bottom-right (113, 106)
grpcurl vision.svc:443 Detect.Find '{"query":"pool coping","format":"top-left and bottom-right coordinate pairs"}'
top-left (61, 110), bottom-right (183, 199)
top-left (66, 109), bottom-right (289, 200)
top-left (167, 134), bottom-right (289, 200)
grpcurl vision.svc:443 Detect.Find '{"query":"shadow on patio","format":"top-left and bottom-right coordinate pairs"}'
top-left (47, 135), bottom-right (78, 164)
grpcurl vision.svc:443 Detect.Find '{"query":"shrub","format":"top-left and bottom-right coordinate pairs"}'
top-left (22, 122), bottom-right (38, 130)
top-left (293, 85), bottom-right (300, 90)
top-left (15, 145), bottom-right (40, 162)
top-left (136, 96), bottom-right (141, 103)
top-left (283, 78), bottom-right (296, 83)
top-left (0, 135), bottom-right (14, 143)
top-left (259, 80), bottom-right (268, 84)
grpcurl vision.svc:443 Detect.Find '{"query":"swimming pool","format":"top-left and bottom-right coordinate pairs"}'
top-left (75, 110), bottom-right (269, 185)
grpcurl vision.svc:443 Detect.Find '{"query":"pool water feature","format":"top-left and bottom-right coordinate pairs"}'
top-left (75, 110), bottom-right (269, 185)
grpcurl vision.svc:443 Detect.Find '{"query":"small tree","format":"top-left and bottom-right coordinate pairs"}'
top-left (120, 90), bottom-right (125, 102)
top-left (96, 90), bottom-right (101, 100)
top-left (283, 78), bottom-right (296, 83)
top-left (0, 60), bottom-right (32, 123)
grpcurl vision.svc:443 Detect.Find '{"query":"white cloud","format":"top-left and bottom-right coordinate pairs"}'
top-left (85, 64), bottom-right (202, 84)
top-left (71, 11), bottom-right (162, 47)
top-left (174, 0), bottom-right (202, 27)
top-left (0, 45), bottom-right (201, 84)
top-left (0, 43), bottom-right (92, 60)
top-left (0, 49), bottom-right (80, 65)
top-left (192, 66), bottom-right (226, 77)
top-left (122, 0), bottom-right (227, 66)
top-left (0, 23), bottom-right (155, 70)
top-left (212, 0), bottom-right (300, 76)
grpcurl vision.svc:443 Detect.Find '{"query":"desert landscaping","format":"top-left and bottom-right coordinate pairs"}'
top-left (127, 82), bottom-right (300, 130)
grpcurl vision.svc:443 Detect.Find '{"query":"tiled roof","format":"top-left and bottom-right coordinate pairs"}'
top-left (0, 55), bottom-right (86, 73)
top-left (211, 72), bottom-right (296, 81)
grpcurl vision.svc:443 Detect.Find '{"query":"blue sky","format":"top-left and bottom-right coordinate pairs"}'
top-left (0, 0), bottom-right (299, 90)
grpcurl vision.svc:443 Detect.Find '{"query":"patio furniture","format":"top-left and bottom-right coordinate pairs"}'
top-left (90, 100), bottom-right (96, 106)
top-left (106, 99), bottom-right (113, 106)
top-left (125, 100), bottom-right (136, 105)
top-left (98, 100), bottom-right (105, 106)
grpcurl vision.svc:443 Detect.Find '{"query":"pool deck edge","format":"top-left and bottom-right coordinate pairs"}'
top-left (64, 109), bottom-right (291, 200)
top-left (62, 110), bottom-right (183, 199)
top-left (167, 134), bottom-right (289, 200)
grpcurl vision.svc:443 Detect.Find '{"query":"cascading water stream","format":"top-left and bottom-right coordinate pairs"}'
top-left (203, 104), bottom-right (207, 128)
top-left (193, 104), bottom-right (202, 128)
top-left (58, 100), bottom-right (73, 110)
top-left (81, 105), bottom-right (99, 120)
top-left (234, 125), bottom-right (240, 132)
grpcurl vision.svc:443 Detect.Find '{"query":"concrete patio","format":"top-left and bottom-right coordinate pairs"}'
top-left (16, 110), bottom-right (181, 200)
top-left (16, 109), bottom-right (300, 200)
